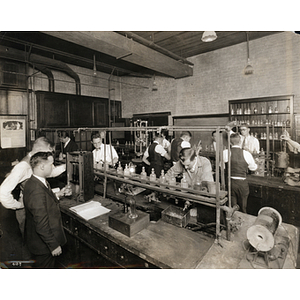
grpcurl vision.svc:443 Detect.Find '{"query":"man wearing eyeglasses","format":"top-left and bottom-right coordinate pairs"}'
top-left (239, 123), bottom-right (260, 154)
top-left (165, 147), bottom-right (214, 187)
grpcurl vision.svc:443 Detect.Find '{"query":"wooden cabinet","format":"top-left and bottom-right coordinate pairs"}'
top-left (247, 178), bottom-right (299, 227)
top-left (36, 91), bottom-right (121, 129)
top-left (229, 95), bottom-right (294, 153)
top-left (59, 211), bottom-right (158, 269)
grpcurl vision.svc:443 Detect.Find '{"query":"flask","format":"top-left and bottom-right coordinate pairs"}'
top-left (231, 105), bottom-right (235, 115)
top-left (117, 161), bottom-right (123, 176)
top-left (193, 178), bottom-right (201, 191)
top-left (180, 173), bottom-right (188, 192)
top-left (140, 166), bottom-right (147, 182)
top-left (159, 170), bottom-right (166, 185)
top-left (268, 106), bottom-right (273, 114)
top-left (124, 164), bottom-right (130, 179)
top-left (168, 175), bottom-right (176, 190)
top-left (286, 106), bottom-right (290, 113)
top-left (253, 107), bottom-right (257, 114)
top-left (149, 168), bottom-right (156, 184)
top-left (274, 107), bottom-right (278, 113)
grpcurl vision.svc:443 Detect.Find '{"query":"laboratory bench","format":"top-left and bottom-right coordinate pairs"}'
top-left (247, 175), bottom-right (300, 227)
top-left (57, 193), bottom-right (298, 269)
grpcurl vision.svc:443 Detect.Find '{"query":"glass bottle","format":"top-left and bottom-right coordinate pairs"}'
top-left (159, 170), bottom-right (166, 185)
top-left (149, 168), bottom-right (156, 183)
top-left (117, 161), bottom-right (123, 176)
top-left (140, 166), bottom-right (147, 182)
top-left (274, 107), bottom-right (278, 113)
top-left (181, 173), bottom-right (188, 192)
top-left (193, 177), bottom-right (201, 191)
top-left (253, 107), bottom-right (258, 114)
top-left (268, 105), bottom-right (273, 114)
top-left (286, 106), bottom-right (290, 113)
top-left (231, 105), bottom-right (235, 115)
top-left (168, 175), bottom-right (176, 190)
top-left (124, 164), bottom-right (130, 179)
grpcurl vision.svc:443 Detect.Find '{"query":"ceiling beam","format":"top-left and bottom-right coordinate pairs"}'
top-left (42, 31), bottom-right (193, 79)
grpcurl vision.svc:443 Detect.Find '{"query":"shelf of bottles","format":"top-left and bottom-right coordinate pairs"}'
top-left (229, 96), bottom-right (294, 153)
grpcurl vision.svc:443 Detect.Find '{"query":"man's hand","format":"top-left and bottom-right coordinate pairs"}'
top-left (51, 246), bottom-right (62, 256)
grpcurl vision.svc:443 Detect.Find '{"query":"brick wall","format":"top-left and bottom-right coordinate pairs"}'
top-left (122, 31), bottom-right (300, 118)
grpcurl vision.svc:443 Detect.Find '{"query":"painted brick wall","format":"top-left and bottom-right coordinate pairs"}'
top-left (122, 32), bottom-right (300, 118)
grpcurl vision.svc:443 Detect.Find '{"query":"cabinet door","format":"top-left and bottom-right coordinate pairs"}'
top-left (70, 98), bottom-right (93, 127)
top-left (94, 101), bottom-right (108, 126)
top-left (247, 184), bottom-right (263, 216)
top-left (38, 96), bottom-right (69, 127)
top-left (266, 187), bottom-right (295, 224)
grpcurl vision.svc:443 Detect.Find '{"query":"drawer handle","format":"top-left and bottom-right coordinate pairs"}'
top-left (120, 255), bottom-right (124, 260)
top-left (104, 246), bottom-right (108, 250)
top-left (88, 230), bottom-right (92, 235)
top-left (65, 220), bottom-right (69, 224)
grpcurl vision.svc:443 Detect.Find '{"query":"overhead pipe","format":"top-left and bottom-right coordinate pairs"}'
top-left (29, 53), bottom-right (81, 95)
top-left (0, 45), bottom-right (81, 95)
top-left (32, 64), bottom-right (55, 92)
top-left (115, 31), bottom-right (194, 67)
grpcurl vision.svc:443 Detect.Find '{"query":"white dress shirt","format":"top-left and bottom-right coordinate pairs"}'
top-left (0, 160), bottom-right (65, 210)
top-left (92, 144), bottom-right (118, 164)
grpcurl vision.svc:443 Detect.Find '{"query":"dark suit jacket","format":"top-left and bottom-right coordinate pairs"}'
top-left (23, 175), bottom-right (66, 255)
top-left (63, 139), bottom-right (78, 154)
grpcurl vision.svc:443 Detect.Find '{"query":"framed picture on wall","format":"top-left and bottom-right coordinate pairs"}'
top-left (0, 115), bottom-right (26, 149)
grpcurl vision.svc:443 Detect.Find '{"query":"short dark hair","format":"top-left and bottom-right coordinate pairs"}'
top-left (179, 147), bottom-right (196, 162)
top-left (58, 131), bottom-right (69, 138)
top-left (153, 132), bottom-right (163, 139)
top-left (30, 152), bottom-right (53, 169)
top-left (239, 123), bottom-right (249, 129)
top-left (161, 129), bottom-right (168, 138)
top-left (230, 133), bottom-right (241, 145)
top-left (91, 133), bottom-right (101, 141)
top-left (180, 131), bottom-right (192, 138)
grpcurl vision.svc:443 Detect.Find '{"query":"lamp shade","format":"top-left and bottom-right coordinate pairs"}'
top-left (201, 31), bottom-right (217, 42)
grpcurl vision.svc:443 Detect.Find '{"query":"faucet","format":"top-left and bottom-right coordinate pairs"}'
top-left (220, 204), bottom-right (240, 241)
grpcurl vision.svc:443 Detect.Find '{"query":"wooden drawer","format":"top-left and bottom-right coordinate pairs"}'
top-left (61, 212), bottom-right (72, 231)
top-left (72, 216), bottom-right (158, 268)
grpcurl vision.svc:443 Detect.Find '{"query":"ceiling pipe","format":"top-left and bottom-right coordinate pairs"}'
top-left (33, 64), bottom-right (55, 92)
top-left (29, 53), bottom-right (81, 95)
top-left (115, 31), bottom-right (194, 67)
top-left (0, 45), bottom-right (81, 95)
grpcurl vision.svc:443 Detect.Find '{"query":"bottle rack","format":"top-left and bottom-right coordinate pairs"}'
top-left (229, 95), bottom-right (294, 153)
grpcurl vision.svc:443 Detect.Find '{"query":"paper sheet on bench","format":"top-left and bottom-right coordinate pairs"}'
top-left (69, 200), bottom-right (111, 220)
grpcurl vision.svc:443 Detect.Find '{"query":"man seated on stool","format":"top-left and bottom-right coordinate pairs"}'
top-left (91, 132), bottom-right (118, 168)
top-left (23, 152), bottom-right (66, 268)
top-left (223, 133), bottom-right (257, 213)
top-left (165, 147), bottom-right (214, 187)
top-left (169, 131), bottom-right (192, 164)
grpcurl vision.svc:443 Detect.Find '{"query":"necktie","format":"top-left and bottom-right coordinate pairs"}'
top-left (46, 181), bottom-right (52, 192)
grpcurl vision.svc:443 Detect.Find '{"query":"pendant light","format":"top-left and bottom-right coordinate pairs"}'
top-left (201, 31), bottom-right (217, 42)
top-left (93, 54), bottom-right (97, 76)
top-left (152, 74), bottom-right (158, 91)
top-left (244, 32), bottom-right (254, 75)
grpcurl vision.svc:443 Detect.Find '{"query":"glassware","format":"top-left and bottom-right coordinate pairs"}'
top-left (168, 176), bottom-right (176, 190)
top-left (140, 166), bottom-right (147, 182)
top-left (149, 168), bottom-right (156, 183)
